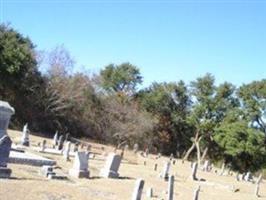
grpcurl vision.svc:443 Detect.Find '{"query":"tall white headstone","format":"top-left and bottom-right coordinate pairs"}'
top-left (63, 141), bottom-right (71, 161)
top-left (53, 131), bottom-right (58, 146)
top-left (21, 123), bottom-right (29, 146)
top-left (100, 153), bottom-right (121, 178)
top-left (167, 175), bottom-right (174, 200)
top-left (69, 151), bottom-right (89, 178)
top-left (160, 161), bottom-right (171, 180)
top-left (191, 162), bottom-right (198, 181)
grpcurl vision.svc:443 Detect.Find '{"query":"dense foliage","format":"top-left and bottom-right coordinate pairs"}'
top-left (1, 24), bottom-right (265, 173)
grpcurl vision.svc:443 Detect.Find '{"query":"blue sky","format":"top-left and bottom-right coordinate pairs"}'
top-left (1, 0), bottom-right (266, 87)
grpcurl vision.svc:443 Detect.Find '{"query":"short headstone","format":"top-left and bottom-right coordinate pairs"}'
top-left (57, 135), bottom-right (64, 151)
top-left (167, 175), bottom-right (174, 200)
top-left (131, 178), bottom-right (145, 200)
top-left (73, 142), bottom-right (79, 152)
top-left (191, 162), bottom-right (198, 181)
top-left (0, 135), bottom-right (12, 178)
top-left (244, 171), bottom-right (252, 182)
top-left (133, 143), bottom-right (139, 154)
top-left (63, 141), bottom-right (71, 161)
top-left (202, 160), bottom-right (210, 172)
top-left (154, 163), bottom-right (158, 171)
top-left (160, 161), bottom-right (171, 180)
top-left (40, 165), bottom-right (54, 177)
top-left (21, 123), bottom-right (30, 146)
top-left (40, 140), bottom-right (46, 152)
top-left (146, 187), bottom-right (153, 198)
top-left (219, 162), bottom-right (226, 176)
top-left (69, 151), bottom-right (90, 178)
top-left (100, 153), bottom-right (121, 178)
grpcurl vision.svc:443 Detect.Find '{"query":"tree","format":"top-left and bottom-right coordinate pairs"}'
top-left (214, 121), bottom-right (266, 172)
top-left (238, 80), bottom-right (266, 136)
top-left (138, 81), bottom-right (191, 155)
top-left (100, 63), bottom-right (142, 95)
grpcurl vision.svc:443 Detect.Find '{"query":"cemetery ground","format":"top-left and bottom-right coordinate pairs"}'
top-left (1, 130), bottom-right (265, 200)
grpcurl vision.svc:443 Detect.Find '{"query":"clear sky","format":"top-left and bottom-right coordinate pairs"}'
top-left (1, 0), bottom-right (266, 87)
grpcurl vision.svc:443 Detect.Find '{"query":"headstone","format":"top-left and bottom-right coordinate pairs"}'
top-left (236, 172), bottom-right (240, 181)
top-left (57, 135), bottom-right (64, 151)
top-left (0, 135), bottom-right (12, 167)
top-left (63, 141), bottom-right (71, 161)
top-left (144, 147), bottom-right (149, 157)
top-left (69, 151), bottom-right (89, 178)
top-left (40, 165), bottom-right (54, 177)
top-left (202, 160), bottom-right (210, 172)
top-left (0, 135), bottom-right (12, 178)
top-left (193, 185), bottom-right (200, 200)
top-left (73, 142), bottom-right (79, 152)
top-left (133, 143), bottom-right (139, 154)
top-left (53, 131), bottom-right (58, 146)
top-left (244, 171), bottom-right (252, 182)
top-left (169, 153), bottom-right (174, 161)
top-left (167, 175), bottom-right (174, 200)
top-left (100, 153), bottom-right (121, 178)
top-left (0, 101), bottom-right (15, 138)
top-left (146, 187), bottom-right (153, 198)
top-left (191, 162), bottom-right (198, 181)
top-left (219, 162), bottom-right (225, 176)
top-left (65, 132), bottom-right (70, 141)
top-left (131, 178), bottom-right (145, 200)
top-left (21, 123), bottom-right (30, 146)
top-left (154, 163), bottom-right (158, 171)
top-left (160, 161), bottom-right (171, 180)
top-left (40, 140), bottom-right (47, 152)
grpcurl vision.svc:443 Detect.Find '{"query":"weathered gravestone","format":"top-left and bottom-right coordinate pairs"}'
top-left (40, 140), bottom-right (46, 152)
top-left (132, 178), bottom-right (145, 200)
top-left (100, 153), bottom-right (121, 178)
top-left (167, 175), bottom-right (174, 200)
top-left (146, 187), bottom-right (153, 198)
top-left (63, 141), bottom-right (71, 161)
top-left (0, 101), bottom-right (15, 138)
top-left (202, 160), bottom-right (211, 172)
top-left (21, 123), bottom-right (30, 146)
top-left (191, 162), bottom-right (198, 181)
top-left (160, 161), bottom-right (171, 180)
top-left (0, 135), bottom-right (12, 178)
top-left (69, 151), bottom-right (90, 178)
top-left (133, 143), bottom-right (139, 154)
top-left (57, 135), bottom-right (64, 151)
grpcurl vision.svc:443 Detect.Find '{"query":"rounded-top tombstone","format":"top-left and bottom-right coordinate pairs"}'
top-left (0, 101), bottom-right (15, 138)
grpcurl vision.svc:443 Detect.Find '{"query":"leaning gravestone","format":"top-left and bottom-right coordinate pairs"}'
top-left (57, 135), bottom-right (64, 151)
top-left (0, 100), bottom-right (15, 178)
top-left (21, 123), bottom-right (30, 146)
top-left (69, 151), bottom-right (89, 178)
top-left (53, 131), bottom-right (59, 146)
top-left (100, 153), bottom-right (121, 178)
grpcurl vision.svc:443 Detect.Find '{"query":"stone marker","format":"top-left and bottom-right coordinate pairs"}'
top-left (100, 153), bottom-right (121, 178)
top-left (21, 123), bottom-right (30, 146)
top-left (73, 142), bottom-right (79, 152)
top-left (154, 163), bottom-right (158, 171)
top-left (0, 135), bottom-right (12, 178)
top-left (219, 162), bottom-right (225, 176)
top-left (202, 160), bottom-right (210, 172)
top-left (133, 143), bottom-right (139, 154)
top-left (132, 178), bottom-right (145, 200)
top-left (167, 175), bottom-right (174, 200)
top-left (0, 101), bottom-right (15, 138)
top-left (69, 151), bottom-right (89, 178)
top-left (57, 135), bottom-right (64, 151)
top-left (193, 185), bottom-right (200, 200)
top-left (160, 161), bottom-right (171, 180)
top-left (63, 141), bottom-right (71, 161)
top-left (244, 171), bottom-right (252, 182)
top-left (146, 187), bottom-right (153, 198)
top-left (53, 131), bottom-right (58, 146)
top-left (40, 140), bottom-right (46, 152)
top-left (40, 165), bottom-right (54, 177)
top-left (191, 162), bottom-right (198, 181)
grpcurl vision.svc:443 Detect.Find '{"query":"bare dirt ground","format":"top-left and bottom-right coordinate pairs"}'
top-left (0, 129), bottom-right (265, 200)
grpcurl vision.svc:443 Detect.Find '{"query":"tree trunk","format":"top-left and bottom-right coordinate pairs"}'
top-left (200, 147), bottom-right (209, 163)
top-left (195, 137), bottom-right (202, 166)
top-left (182, 142), bottom-right (195, 161)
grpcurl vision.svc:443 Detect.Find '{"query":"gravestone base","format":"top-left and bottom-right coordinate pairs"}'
top-left (0, 167), bottom-right (12, 178)
top-left (21, 141), bottom-right (29, 147)
top-left (100, 169), bottom-right (119, 178)
top-left (69, 168), bottom-right (89, 178)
